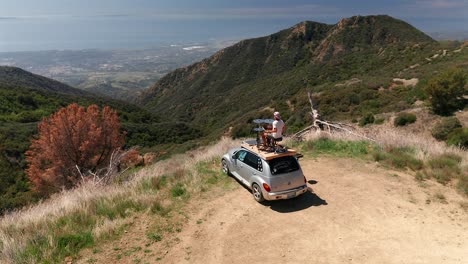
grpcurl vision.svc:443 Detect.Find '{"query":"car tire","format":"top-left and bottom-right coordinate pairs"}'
top-left (221, 159), bottom-right (231, 176)
top-left (252, 183), bottom-right (265, 202)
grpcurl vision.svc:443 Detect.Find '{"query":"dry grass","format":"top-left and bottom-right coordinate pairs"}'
top-left (0, 137), bottom-right (240, 264)
top-left (303, 126), bottom-right (467, 166)
top-left (302, 126), bottom-right (467, 196)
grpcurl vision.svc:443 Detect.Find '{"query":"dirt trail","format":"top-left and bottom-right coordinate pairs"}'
top-left (81, 157), bottom-right (468, 264)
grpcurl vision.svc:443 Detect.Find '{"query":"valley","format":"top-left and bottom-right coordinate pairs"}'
top-left (0, 41), bottom-right (232, 101)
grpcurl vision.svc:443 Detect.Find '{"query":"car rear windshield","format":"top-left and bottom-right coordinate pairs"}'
top-left (268, 156), bottom-right (300, 175)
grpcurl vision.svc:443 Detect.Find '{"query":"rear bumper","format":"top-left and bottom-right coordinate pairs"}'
top-left (264, 185), bottom-right (308, 201)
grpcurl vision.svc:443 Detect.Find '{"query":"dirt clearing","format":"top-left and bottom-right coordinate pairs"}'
top-left (80, 157), bottom-right (468, 264)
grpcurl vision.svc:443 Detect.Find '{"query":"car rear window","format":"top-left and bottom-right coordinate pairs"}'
top-left (268, 156), bottom-right (300, 175)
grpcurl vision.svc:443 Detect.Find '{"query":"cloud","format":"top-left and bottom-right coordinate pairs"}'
top-left (219, 4), bottom-right (340, 17)
top-left (394, 0), bottom-right (468, 19)
top-left (428, 0), bottom-right (468, 7)
top-left (414, 0), bottom-right (468, 8)
top-left (3, 4), bottom-right (340, 21)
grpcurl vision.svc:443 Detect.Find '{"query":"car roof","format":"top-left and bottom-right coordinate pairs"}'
top-left (240, 141), bottom-right (297, 161)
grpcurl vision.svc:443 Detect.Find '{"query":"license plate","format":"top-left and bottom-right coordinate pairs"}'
top-left (287, 193), bottom-right (295, 199)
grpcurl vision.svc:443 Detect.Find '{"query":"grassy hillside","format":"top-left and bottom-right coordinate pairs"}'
top-left (0, 67), bottom-right (202, 213)
top-left (0, 67), bottom-right (88, 96)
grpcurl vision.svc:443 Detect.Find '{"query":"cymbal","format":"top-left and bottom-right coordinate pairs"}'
top-left (253, 119), bottom-right (265, 124)
top-left (252, 118), bottom-right (274, 124)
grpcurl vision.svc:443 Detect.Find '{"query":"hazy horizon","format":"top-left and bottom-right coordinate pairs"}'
top-left (1, 0), bottom-right (468, 52)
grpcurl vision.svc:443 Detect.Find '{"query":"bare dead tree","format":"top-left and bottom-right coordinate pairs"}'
top-left (76, 148), bottom-right (137, 186)
top-left (291, 91), bottom-right (376, 142)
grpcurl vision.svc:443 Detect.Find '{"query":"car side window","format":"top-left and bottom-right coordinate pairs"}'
top-left (244, 152), bottom-right (263, 172)
top-left (257, 157), bottom-right (263, 172)
top-left (235, 150), bottom-right (247, 162)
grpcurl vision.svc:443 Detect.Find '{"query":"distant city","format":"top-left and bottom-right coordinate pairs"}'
top-left (0, 40), bottom-right (236, 101)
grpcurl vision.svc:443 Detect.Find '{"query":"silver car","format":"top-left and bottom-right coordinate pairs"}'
top-left (221, 141), bottom-right (308, 202)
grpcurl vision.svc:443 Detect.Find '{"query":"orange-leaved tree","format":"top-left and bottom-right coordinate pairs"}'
top-left (26, 103), bottom-right (125, 194)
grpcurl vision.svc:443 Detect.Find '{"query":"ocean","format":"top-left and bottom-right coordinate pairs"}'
top-left (0, 16), bottom-right (308, 52)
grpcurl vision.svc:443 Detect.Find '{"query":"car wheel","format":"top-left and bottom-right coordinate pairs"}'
top-left (221, 159), bottom-right (231, 176)
top-left (252, 183), bottom-right (265, 202)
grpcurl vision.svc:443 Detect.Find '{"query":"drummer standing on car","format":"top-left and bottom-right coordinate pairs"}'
top-left (262, 111), bottom-right (286, 146)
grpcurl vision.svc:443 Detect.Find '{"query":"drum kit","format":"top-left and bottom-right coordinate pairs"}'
top-left (253, 119), bottom-right (274, 148)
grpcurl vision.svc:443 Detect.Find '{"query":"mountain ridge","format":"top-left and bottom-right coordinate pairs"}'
top-left (0, 66), bottom-right (89, 96)
top-left (139, 15), bottom-right (438, 135)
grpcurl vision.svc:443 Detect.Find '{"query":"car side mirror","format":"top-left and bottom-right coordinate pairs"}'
top-left (232, 155), bottom-right (237, 160)
top-left (295, 153), bottom-right (304, 160)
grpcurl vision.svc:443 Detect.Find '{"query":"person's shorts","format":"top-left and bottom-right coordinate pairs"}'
top-left (266, 134), bottom-right (282, 141)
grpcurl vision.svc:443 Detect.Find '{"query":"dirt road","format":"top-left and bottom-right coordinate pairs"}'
top-left (82, 157), bottom-right (468, 264)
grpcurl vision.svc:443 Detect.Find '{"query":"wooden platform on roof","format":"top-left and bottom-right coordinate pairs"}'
top-left (241, 141), bottom-right (297, 160)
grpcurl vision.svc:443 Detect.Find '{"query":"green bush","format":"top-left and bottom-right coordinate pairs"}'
top-left (447, 128), bottom-right (468, 148)
top-left (57, 232), bottom-right (94, 256)
top-left (431, 117), bottom-right (462, 141)
top-left (359, 113), bottom-right (375, 126)
top-left (425, 68), bottom-right (466, 115)
top-left (374, 117), bottom-right (385, 124)
top-left (372, 147), bottom-right (423, 171)
top-left (424, 153), bottom-right (463, 185)
top-left (146, 232), bottom-right (163, 242)
top-left (394, 112), bottom-right (416, 126)
top-left (427, 154), bottom-right (461, 170)
top-left (171, 183), bottom-right (187, 198)
top-left (458, 175), bottom-right (468, 195)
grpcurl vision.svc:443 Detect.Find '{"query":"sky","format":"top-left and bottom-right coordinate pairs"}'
top-left (1, 0), bottom-right (467, 27)
top-left (0, 0), bottom-right (467, 51)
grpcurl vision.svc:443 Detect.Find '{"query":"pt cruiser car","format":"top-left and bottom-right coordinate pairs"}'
top-left (221, 141), bottom-right (308, 202)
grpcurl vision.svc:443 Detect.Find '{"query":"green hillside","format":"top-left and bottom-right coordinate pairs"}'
top-left (139, 15), bottom-right (465, 136)
top-left (0, 66), bottom-right (88, 95)
top-left (0, 67), bottom-right (201, 213)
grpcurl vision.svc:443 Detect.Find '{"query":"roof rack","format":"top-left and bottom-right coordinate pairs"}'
top-left (241, 140), bottom-right (297, 160)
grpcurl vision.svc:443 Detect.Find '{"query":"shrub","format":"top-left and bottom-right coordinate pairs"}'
top-left (373, 147), bottom-right (423, 171)
top-left (425, 68), bottom-right (466, 115)
top-left (447, 128), bottom-right (468, 148)
top-left (394, 112), bottom-right (417, 126)
top-left (374, 117), bottom-right (385, 124)
top-left (425, 154), bottom-right (462, 185)
top-left (431, 117), bottom-right (462, 141)
top-left (458, 175), bottom-right (468, 195)
top-left (171, 183), bottom-right (186, 198)
top-left (146, 232), bottom-right (163, 242)
top-left (57, 232), bottom-right (94, 256)
top-left (359, 113), bottom-right (375, 126)
top-left (26, 103), bottom-right (125, 195)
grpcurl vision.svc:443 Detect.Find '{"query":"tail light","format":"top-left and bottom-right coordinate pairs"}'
top-left (263, 183), bottom-right (271, 192)
top-left (304, 176), bottom-right (307, 183)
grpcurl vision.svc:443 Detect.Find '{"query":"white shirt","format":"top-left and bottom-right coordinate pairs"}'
top-left (272, 119), bottom-right (284, 138)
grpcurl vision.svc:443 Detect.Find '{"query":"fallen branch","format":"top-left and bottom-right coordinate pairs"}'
top-left (316, 120), bottom-right (377, 142)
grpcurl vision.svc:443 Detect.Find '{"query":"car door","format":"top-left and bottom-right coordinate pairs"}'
top-left (241, 152), bottom-right (263, 183)
top-left (231, 150), bottom-right (249, 184)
